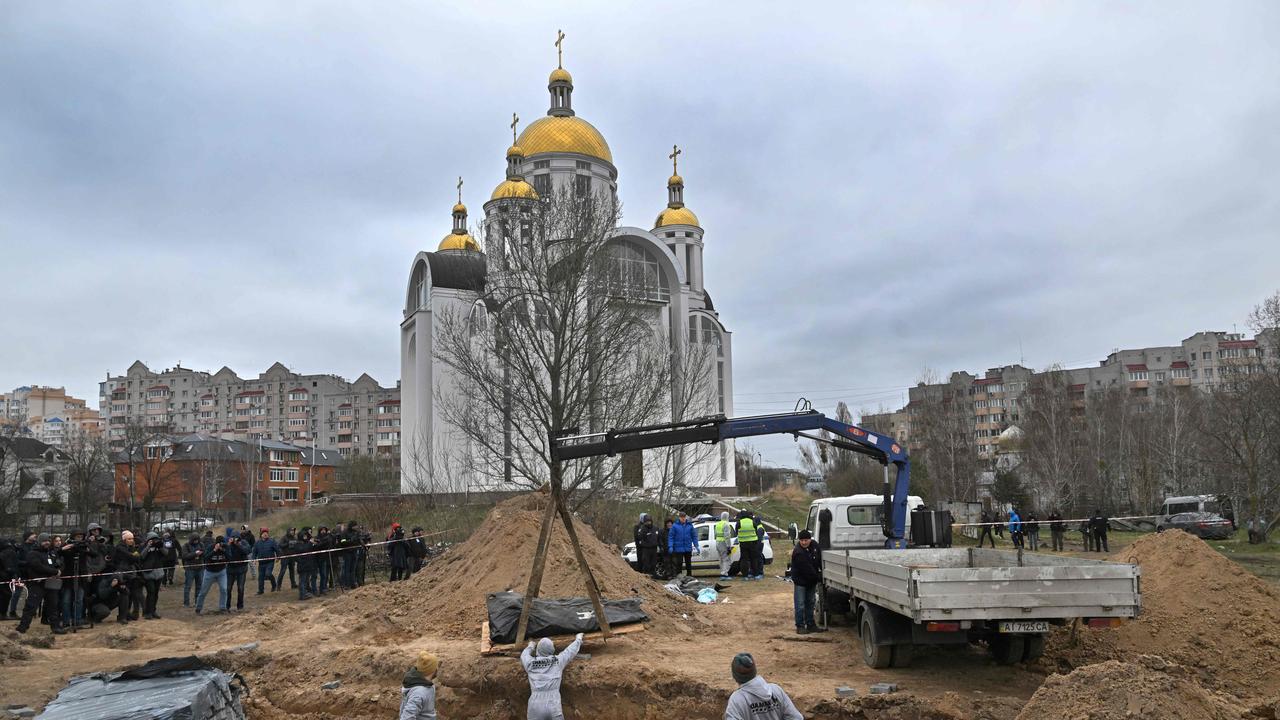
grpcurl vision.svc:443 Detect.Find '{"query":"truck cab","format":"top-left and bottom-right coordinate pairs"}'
top-left (806, 494), bottom-right (926, 549)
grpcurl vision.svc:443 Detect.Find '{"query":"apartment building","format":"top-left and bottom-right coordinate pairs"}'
top-left (868, 329), bottom-right (1274, 459)
top-left (100, 361), bottom-right (400, 459)
top-left (112, 435), bottom-right (341, 520)
top-left (0, 385), bottom-right (102, 444)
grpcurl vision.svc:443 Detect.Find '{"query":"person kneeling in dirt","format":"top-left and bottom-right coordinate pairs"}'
top-left (521, 633), bottom-right (583, 720)
top-left (724, 653), bottom-right (802, 720)
top-left (399, 650), bottom-right (440, 720)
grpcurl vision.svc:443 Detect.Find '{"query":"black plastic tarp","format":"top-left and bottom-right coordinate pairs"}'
top-left (37, 656), bottom-right (245, 720)
top-left (486, 591), bottom-right (649, 644)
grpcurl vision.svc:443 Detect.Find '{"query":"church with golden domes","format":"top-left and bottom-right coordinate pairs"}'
top-left (400, 38), bottom-right (735, 495)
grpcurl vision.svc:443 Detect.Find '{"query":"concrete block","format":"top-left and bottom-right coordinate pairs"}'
top-left (869, 683), bottom-right (898, 694)
top-left (835, 686), bottom-right (858, 698)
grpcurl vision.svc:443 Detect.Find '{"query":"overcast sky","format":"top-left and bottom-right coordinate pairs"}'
top-left (2, 2), bottom-right (1278, 465)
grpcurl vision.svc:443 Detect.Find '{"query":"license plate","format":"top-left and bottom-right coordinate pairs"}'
top-left (998, 621), bottom-right (1049, 634)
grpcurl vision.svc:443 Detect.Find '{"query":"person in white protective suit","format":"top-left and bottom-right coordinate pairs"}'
top-left (520, 633), bottom-right (584, 720)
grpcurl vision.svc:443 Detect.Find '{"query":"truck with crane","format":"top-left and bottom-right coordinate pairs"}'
top-left (551, 409), bottom-right (1141, 667)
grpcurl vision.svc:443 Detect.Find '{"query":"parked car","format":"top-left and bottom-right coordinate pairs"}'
top-left (622, 517), bottom-right (774, 576)
top-left (1156, 512), bottom-right (1234, 540)
top-left (151, 517), bottom-right (215, 534)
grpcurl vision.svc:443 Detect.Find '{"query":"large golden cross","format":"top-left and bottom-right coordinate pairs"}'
top-left (555, 29), bottom-right (565, 68)
top-left (669, 144), bottom-right (681, 175)
top-left (456, 176), bottom-right (463, 204)
top-left (511, 113), bottom-right (519, 144)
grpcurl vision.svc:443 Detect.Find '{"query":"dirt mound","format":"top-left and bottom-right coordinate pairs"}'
top-left (317, 492), bottom-right (693, 639)
top-left (1017, 656), bottom-right (1244, 720)
top-left (1046, 529), bottom-right (1280, 699)
top-left (0, 632), bottom-right (31, 662)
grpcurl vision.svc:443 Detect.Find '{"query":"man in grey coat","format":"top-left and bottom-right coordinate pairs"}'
top-left (520, 633), bottom-right (584, 720)
top-left (399, 651), bottom-right (439, 720)
top-left (724, 653), bottom-right (802, 720)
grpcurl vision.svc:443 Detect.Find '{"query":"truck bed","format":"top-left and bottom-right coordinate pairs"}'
top-left (823, 548), bottom-right (1141, 622)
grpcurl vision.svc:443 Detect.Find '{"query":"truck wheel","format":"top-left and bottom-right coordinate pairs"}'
top-left (891, 643), bottom-right (915, 668)
top-left (860, 612), bottom-right (893, 668)
top-left (1022, 634), bottom-right (1045, 662)
top-left (989, 635), bottom-right (1025, 665)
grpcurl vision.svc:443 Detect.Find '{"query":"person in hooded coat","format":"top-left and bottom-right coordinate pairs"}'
top-left (399, 651), bottom-right (440, 720)
top-left (139, 532), bottom-right (168, 619)
top-left (520, 633), bottom-right (584, 720)
top-left (387, 523), bottom-right (409, 582)
top-left (723, 652), bottom-right (802, 720)
top-left (16, 533), bottom-right (60, 634)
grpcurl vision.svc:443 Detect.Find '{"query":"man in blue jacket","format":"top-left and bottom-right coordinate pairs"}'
top-left (251, 529), bottom-right (280, 594)
top-left (668, 511), bottom-right (698, 577)
top-left (1008, 508), bottom-right (1023, 549)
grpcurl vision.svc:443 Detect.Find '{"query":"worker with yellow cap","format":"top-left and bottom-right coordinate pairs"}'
top-left (399, 650), bottom-right (440, 719)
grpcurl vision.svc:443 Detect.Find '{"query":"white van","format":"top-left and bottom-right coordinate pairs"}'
top-left (1160, 494), bottom-right (1233, 527)
top-left (805, 494), bottom-right (926, 549)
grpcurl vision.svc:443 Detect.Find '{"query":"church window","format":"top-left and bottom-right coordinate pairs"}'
top-left (607, 242), bottom-right (668, 303)
top-left (409, 262), bottom-right (427, 311)
top-left (533, 174), bottom-right (551, 196)
top-left (533, 160), bottom-right (549, 169)
top-left (575, 161), bottom-right (590, 170)
top-left (574, 174), bottom-right (591, 197)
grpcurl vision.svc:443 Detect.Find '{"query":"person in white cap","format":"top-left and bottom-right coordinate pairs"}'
top-left (724, 652), bottom-right (802, 720)
top-left (520, 633), bottom-right (583, 720)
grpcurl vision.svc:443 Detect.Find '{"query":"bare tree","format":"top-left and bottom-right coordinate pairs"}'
top-left (651, 330), bottom-right (720, 505)
top-left (434, 187), bottom-right (673, 494)
top-left (798, 402), bottom-right (884, 496)
top-left (120, 418), bottom-right (152, 517)
top-left (1020, 368), bottom-right (1087, 512)
top-left (911, 375), bottom-right (980, 502)
top-left (62, 430), bottom-right (112, 527)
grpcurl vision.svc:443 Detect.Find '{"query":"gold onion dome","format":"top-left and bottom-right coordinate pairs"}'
top-left (655, 206), bottom-right (700, 228)
top-left (452, 202), bottom-right (467, 214)
top-left (516, 115), bottom-right (612, 163)
top-left (439, 231), bottom-right (479, 252)
top-left (668, 174), bottom-right (683, 186)
top-left (506, 144), bottom-right (525, 159)
top-left (491, 178), bottom-right (539, 201)
top-left (549, 67), bottom-right (573, 85)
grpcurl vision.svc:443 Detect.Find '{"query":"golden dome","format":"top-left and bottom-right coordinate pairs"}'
top-left (655, 207), bottom-right (700, 228)
top-left (438, 232), bottom-right (480, 252)
top-left (668, 174), bottom-right (684, 186)
top-left (549, 67), bottom-right (573, 85)
top-left (517, 115), bottom-right (612, 163)
top-left (506, 144), bottom-right (525, 159)
top-left (491, 178), bottom-right (540, 201)
top-left (452, 202), bottom-right (467, 214)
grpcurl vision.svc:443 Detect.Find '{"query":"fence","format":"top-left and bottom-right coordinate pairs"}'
top-left (1, 508), bottom-right (226, 537)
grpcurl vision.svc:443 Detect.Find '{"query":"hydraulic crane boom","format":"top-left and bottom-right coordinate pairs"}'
top-left (550, 410), bottom-right (912, 549)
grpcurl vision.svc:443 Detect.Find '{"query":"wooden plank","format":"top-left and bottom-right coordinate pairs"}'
top-left (516, 490), bottom-right (559, 645)
top-left (480, 621), bottom-right (646, 656)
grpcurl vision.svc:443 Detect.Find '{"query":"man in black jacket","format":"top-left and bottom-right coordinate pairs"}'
top-left (16, 533), bottom-right (59, 634)
top-left (295, 529), bottom-right (319, 600)
top-left (633, 514), bottom-right (660, 576)
top-left (789, 530), bottom-right (825, 635)
top-left (139, 532), bottom-right (167, 619)
top-left (181, 534), bottom-right (204, 607)
top-left (337, 521), bottom-right (361, 589)
top-left (275, 528), bottom-right (298, 591)
top-left (0, 537), bottom-right (18, 620)
top-left (1090, 510), bottom-right (1110, 552)
top-left (313, 526), bottom-right (334, 594)
top-left (1048, 511), bottom-right (1065, 551)
top-left (112, 531), bottom-right (144, 621)
top-left (387, 523), bottom-right (408, 582)
top-left (406, 527), bottom-right (427, 577)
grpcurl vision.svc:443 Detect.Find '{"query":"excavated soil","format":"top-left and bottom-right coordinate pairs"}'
top-left (0, 632), bottom-right (31, 662)
top-left (1044, 529), bottom-right (1280, 699)
top-left (1018, 656), bottom-right (1246, 720)
top-left (320, 492), bottom-right (693, 638)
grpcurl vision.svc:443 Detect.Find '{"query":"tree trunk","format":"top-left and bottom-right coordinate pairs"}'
top-left (515, 486), bottom-right (559, 644)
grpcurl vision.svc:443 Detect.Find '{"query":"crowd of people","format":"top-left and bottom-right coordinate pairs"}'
top-left (975, 507), bottom-right (1110, 552)
top-left (631, 508), bottom-right (768, 581)
top-left (0, 519), bottom-right (435, 635)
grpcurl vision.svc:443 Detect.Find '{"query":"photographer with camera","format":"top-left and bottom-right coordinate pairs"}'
top-left (0, 536), bottom-right (16, 619)
top-left (336, 520), bottom-right (360, 590)
top-left (294, 527), bottom-right (319, 600)
top-left (195, 535), bottom-right (229, 614)
top-left (160, 531), bottom-right (179, 586)
top-left (181, 533), bottom-right (204, 607)
top-left (275, 527), bottom-right (299, 591)
top-left (16, 533), bottom-right (60, 634)
top-left (111, 530), bottom-right (145, 621)
top-left (139, 532), bottom-right (167, 619)
top-left (407, 526), bottom-right (427, 577)
top-left (58, 529), bottom-right (94, 629)
top-left (224, 531), bottom-right (249, 611)
top-left (313, 526), bottom-right (334, 595)
top-left (387, 523), bottom-right (408, 582)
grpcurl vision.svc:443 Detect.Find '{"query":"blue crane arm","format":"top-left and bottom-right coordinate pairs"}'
top-left (550, 410), bottom-right (912, 548)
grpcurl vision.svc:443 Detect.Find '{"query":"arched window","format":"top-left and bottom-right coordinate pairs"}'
top-left (468, 301), bottom-right (489, 339)
top-left (608, 241), bottom-right (669, 302)
top-left (409, 261), bottom-right (427, 312)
